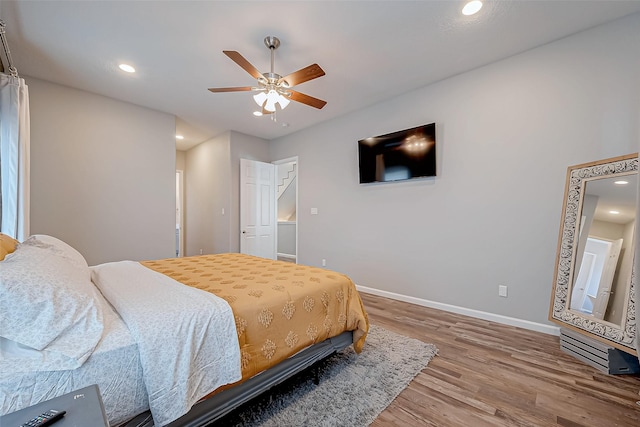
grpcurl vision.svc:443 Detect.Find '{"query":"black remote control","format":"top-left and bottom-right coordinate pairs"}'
top-left (20, 409), bottom-right (66, 427)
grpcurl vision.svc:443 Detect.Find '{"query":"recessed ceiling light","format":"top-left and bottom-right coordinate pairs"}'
top-left (253, 111), bottom-right (263, 117)
top-left (614, 180), bottom-right (629, 185)
top-left (609, 210), bottom-right (620, 215)
top-left (462, 0), bottom-right (483, 16)
top-left (175, 135), bottom-right (184, 140)
top-left (118, 63), bottom-right (136, 73)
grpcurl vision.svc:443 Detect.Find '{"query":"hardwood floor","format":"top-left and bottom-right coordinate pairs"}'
top-left (361, 292), bottom-right (640, 427)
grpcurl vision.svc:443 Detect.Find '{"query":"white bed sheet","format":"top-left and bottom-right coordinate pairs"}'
top-left (0, 294), bottom-right (149, 426)
top-left (91, 261), bottom-right (242, 426)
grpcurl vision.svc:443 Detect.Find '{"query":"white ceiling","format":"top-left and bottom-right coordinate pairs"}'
top-left (586, 174), bottom-right (638, 225)
top-left (2, 1), bottom-right (640, 151)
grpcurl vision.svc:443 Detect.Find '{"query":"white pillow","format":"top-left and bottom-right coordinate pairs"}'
top-left (0, 241), bottom-right (104, 369)
top-left (21, 234), bottom-right (90, 275)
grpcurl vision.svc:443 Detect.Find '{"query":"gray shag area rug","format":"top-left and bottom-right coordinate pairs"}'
top-left (209, 324), bottom-right (438, 427)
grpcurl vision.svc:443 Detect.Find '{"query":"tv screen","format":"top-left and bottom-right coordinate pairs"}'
top-left (358, 123), bottom-right (436, 184)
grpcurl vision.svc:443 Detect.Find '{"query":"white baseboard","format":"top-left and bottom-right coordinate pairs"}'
top-left (356, 285), bottom-right (560, 336)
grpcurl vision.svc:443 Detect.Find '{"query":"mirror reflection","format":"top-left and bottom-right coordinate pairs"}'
top-left (569, 174), bottom-right (637, 326)
top-left (549, 153), bottom-right (638, 353)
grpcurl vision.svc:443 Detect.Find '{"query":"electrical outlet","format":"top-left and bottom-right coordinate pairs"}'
top-left (322, 259), bottom-right (326, 267)
top-left (498, 285), bottom-right (508, 298)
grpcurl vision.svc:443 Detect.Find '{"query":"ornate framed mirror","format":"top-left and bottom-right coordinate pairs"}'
top-left (549, 153), bottom-right (638, 354)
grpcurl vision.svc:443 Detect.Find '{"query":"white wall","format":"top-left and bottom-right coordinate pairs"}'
top-left (27, 77), bottom-right (176, 265)
top-left (269, 14), bottom-right (640, 326)
top-left (277, 222), bottom-right (296, 256)
top-left (229, 132), bottom-right (270, 252)
top-left (176, 150), bottom-right (186, 171)
top-left (184, 131), bottom-right (269, 255)
top-left (184, 132), bottom-right (231, 256)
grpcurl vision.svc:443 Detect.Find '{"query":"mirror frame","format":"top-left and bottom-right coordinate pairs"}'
top-left (549, 153), bottom-right (638, 354)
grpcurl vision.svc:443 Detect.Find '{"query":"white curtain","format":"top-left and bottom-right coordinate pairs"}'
top-left (0, 73), bottom-right (30, 241)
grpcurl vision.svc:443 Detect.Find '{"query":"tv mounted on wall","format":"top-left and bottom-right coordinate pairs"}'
top-left (358, 123), bottom-right (436, 184)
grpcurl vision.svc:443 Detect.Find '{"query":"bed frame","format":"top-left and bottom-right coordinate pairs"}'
top-left (123, 331), bottom-right (354, 427)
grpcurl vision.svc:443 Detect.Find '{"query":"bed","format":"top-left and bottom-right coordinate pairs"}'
top-left (0, 234), bottom-right (369, 426)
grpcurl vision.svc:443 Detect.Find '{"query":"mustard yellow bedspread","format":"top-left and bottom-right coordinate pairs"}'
top-left (141, 253), bottom-right (369, 382)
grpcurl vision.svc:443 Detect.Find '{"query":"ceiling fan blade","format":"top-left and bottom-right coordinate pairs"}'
top-left (288, 90), bottom-right (327, 109)
top-left (223, 51), bottom-right (264, 80)
top-left (279, 64), bottom-right (325, 87)
top-left (208, 86), bottom-right (254, 93)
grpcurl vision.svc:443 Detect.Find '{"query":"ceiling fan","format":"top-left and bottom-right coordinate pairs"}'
top-left (208, 36), bottom-right (327, 114)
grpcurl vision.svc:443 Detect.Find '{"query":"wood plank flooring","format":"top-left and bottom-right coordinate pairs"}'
top-left (361, 292), bottom-right (640, 427)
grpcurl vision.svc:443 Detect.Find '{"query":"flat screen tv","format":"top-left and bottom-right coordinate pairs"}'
top-left (358, 123), bottom-right (436, 184)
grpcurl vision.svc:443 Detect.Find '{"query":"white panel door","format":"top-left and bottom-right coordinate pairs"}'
top-left (240, 158), bottom-right (276, 259)
top-left (591, 238), bottom-right (623, 319)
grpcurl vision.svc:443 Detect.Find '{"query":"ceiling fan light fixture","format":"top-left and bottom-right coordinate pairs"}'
top-left (277, 94), bottom-right (290, 109)
top-left (253, 91), bottom-right (268, 107)
top-left (266, 89), bottom-right (279, 101)
top-left (264, 90), bottom-right (277, 111)
top-left (264, 89), bottom-right (289, 112)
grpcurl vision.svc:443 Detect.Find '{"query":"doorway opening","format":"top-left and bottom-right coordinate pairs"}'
top-left (274, 157), bottom-right (298, 263)
top-left (176, 170), bottom-right (184, 257)
top-left (570, 236), bottom-right (622, 319)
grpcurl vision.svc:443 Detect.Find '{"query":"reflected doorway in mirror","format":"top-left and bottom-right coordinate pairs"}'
top-left (570, 236), bottom-right (623, 320)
